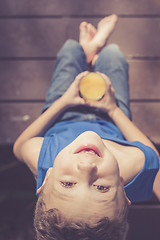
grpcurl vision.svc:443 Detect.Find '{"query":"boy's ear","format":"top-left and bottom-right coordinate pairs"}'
top-left (37, 167), bottom-right (53, 194)
top-left (120, 176), bottom-right (131, 206)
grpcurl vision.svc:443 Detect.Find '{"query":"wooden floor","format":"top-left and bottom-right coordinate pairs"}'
top-left (0, 1), bottom-right (160, 239)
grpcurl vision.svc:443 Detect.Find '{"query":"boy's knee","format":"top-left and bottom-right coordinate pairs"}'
top-left (106, 43), bottom-right (120, 51)
top-left (62, 39), bottom-right (79, 49)
top-left (105, 43), bottom-right (121, 54)
top-left (103, 44), bottom-right (127, 64)
top-left (104, 44), bottom-right (122, 57)
top-left (58, 39), bottom-right (82, 58)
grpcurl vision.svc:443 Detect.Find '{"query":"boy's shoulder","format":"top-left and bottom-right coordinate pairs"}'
top-left (20, 137), bottom-right (44, 179)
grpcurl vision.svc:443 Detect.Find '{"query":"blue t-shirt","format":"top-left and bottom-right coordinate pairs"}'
top-left (37, 120), bottom-right (159, 203)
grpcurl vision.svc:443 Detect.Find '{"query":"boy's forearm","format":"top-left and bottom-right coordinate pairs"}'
top-left (108, 107), bottom-right (159, 156)
top-left (153, 167), bottom-right (160, 201)
top-left (13, 97), bottom-right (68, 155)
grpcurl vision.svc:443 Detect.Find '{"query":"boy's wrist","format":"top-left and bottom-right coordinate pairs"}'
top-left (56, 96), bottom-right (72, 110)
top-left (107, 106), bottom-right (119, 119)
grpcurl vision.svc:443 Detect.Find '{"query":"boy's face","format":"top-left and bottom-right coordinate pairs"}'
top-left (42, 131), bottom-right (128, 223)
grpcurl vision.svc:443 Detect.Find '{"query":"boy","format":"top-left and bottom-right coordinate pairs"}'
top-left (13, 15), bottom-right (159, 240)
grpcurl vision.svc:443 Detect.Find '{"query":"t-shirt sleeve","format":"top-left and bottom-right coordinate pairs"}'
top-left (124, 142), bottom-right (159, 203)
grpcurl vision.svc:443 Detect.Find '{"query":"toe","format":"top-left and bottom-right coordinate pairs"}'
top-left (87, 23), bottom-right (92, 32)
top-left (79, 21), bottom-right (88, 30)
top-left (87, 23), bottom-right (96, 37)
top-left (105, 14), bottom-right (118, 23)
top-left (91, 24), bottom-right (97, 36)
top-left (111, 14), bottom-right (118, 21)
top-left (108, 14), bottom-right (118, 24)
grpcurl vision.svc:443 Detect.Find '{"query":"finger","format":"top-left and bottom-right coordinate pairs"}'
top-left (111, 86), bottom-right (115, 92)
top-left (72, 71), bottom-right (88, 90)
top-left (101, 74), bottom-right (112, 85)
top-left (75, 96), bottom-right (86, 105)
top-left (75, 71), bottom-right (89, 82)
top-left (109, 84), bottom-right (115, 92)
top-left (79, 97), bottom-right (86, 105)
top-left (108, 85), bottom-right (115, 96)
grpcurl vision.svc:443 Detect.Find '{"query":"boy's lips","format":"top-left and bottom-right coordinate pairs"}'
top-left (74, 144), bottom-right (102, 157)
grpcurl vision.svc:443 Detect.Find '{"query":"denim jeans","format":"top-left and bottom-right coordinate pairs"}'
top-left (42, 39), bottom-right (131, 121)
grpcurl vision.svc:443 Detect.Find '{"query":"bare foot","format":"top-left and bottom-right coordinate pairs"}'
top-left (79, 22), bottom-right (96, 44)
top-left (79, 21), bottom-right (97, 63)
top-left (93, 14), bottom-right (118, 49)
top-left (79, 14), bottom-right (118, 64)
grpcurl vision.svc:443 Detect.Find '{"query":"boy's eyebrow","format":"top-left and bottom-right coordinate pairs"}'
top-left (52, 185), bottom-right (77, 200)
top-left (52, 185), bottom-right (116, 203)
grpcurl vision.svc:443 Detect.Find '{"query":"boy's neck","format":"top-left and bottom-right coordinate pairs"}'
top-left (102, 139), bottom-right (145, 185)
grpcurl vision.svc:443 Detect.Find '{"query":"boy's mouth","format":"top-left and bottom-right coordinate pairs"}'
top-left (74, 145), bottom-right (102, 157)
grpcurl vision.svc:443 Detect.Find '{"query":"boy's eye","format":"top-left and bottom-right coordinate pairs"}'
top-left (61, 182), bottom-right (76, 188)
top-left (93, 185), bottom-right (110, 192)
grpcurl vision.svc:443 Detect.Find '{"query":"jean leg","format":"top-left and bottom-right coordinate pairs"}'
top-left (93, 44), bottom-right (131, 119)
top-left (42, 39), bottom-right (88, 113)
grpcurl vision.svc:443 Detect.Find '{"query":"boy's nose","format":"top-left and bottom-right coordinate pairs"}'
top-left (77, 161), bottom-right (97, 173)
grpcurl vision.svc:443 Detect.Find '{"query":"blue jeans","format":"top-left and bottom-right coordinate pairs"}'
top-left (42, 40), bottom-right (131, 121)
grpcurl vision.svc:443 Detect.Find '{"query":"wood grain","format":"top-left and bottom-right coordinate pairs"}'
top-left (0, 0), bottom-right (160, 16)
top-left (131, 102), bottom-right (160, 144)
top-left (0, 18), bottom-right (160, 58)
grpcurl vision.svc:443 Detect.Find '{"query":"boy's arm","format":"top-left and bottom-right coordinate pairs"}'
top-left (18, 137), bottom-right (44, 179)
top-left (13, 72), bottom-right (87, 162)
top-left (108, 107), bottom-right (159, 157)
top-left (13, 98), bottom-right (70, 177)
top-left (153, 167), bottom-right (160, 201)
top-left (13, 97), bottom-right (69, 161)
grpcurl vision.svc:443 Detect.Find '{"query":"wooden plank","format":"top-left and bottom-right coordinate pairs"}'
top-left (0, 103), bottom-right (43, 144)
top-left (0, 0), bottom-right (160, 16)
top-left (0, 60), bottom-right (54, 100)
top-left (131, 102), bottom-right (160, 144)
top-left (0, 18), bottom-right (67, 58)
top-left (0, 18), bottom-right (160, 58)
top-left (0, 102), bottom-right (160, 144)
top-left (0, 144), bottom-right (35, 190)
top-left (129, 60), bottom-right (160, 100)
top-left (0, 60), bottom-right (159, 100)
top-left (127, 205), bottom-right (160, 240)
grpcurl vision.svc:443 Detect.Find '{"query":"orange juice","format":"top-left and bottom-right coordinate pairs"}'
top-left (79, 72), bottom-right (106, 101)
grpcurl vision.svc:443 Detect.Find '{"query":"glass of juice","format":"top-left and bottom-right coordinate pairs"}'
top-left (79, 72), bottom-right (106, 101)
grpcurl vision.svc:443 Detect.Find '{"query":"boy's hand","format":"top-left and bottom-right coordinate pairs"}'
top-left (85, 73), bottom-right (117, 117)
top-left (60, 71), bottom-right (89, 107)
